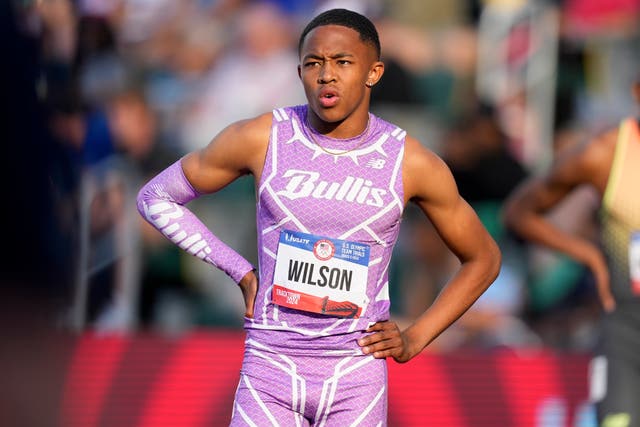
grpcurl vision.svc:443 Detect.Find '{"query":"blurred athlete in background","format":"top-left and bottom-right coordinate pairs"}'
top-left (504, 75), bottom-right (640, 427)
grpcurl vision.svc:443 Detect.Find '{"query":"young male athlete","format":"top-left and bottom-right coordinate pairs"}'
top-left (138, 8), bottom-right (501, 426)
top-left (504, 76), bottom-right (640, 427)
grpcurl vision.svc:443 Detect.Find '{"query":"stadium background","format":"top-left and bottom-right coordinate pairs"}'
top-left (1, 0), bottom-right (638, 426)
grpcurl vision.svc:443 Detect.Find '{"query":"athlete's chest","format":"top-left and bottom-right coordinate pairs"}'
top-left (258, 107), bottom-right (405, 237)
top-left (261, 165), bottom-right (399, 231)
top-left (263, 153), bottom-right (404, 238)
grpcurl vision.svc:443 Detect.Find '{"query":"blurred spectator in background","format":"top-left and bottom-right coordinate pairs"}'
top-left (80, 86), bottom-right (157, 332)
top-left (50, 82), bottom-right (159, 332)
top-left (443, 103), bottom-right (529, 210)
top-left (177, 1), bottom-right (306, 151)
top-left (38, 2), bottom-right (160, 332)
top-left (5, 0), bottom-right (638, 353)
top-left (435, 103), bottom-right (536, 349)
top-left (367, 0), bottom-right (481, 148)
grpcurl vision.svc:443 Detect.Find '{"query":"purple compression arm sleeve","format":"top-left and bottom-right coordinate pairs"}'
top-left (136, 160), bottom-right (254, 284)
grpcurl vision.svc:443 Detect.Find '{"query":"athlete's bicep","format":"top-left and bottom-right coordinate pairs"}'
top-left (403, 136), bottom-right (460, 212)
top-left (403, 138), bottom-right (491, 261)
top-left (182, 114), bottom-right (271, 194)
top-left (418, 191), bottom-right (491, 263)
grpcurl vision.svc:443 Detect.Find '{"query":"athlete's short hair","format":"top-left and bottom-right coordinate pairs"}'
top-left (298, 8), bottom-right (381, 60)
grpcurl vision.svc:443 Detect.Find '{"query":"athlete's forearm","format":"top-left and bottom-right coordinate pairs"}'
top-left (404, 247), bottom-right (501, 356)
top-left (136, 159), bottom-right (255, 283)
top-left (508, 203), bottom-right (599, 263)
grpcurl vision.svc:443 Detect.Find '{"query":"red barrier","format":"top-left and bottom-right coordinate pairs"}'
top-left (60, 330), bottom-right (594, 426)
top-left (387, 350), bottom-right (593, 426)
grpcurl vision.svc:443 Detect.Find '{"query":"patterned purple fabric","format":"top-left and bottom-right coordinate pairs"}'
top-left (137, 160), bottom-right (255, 283)
top-left (231, 344), bottom-right (387, 426)
top-left (246, 104), bottom-right (406, 354)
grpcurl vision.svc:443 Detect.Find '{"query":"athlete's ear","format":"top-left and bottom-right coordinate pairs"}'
top-left (367, 61), bottom-right (384, 87)
top-left (297, 64), bottom-right (302, 81)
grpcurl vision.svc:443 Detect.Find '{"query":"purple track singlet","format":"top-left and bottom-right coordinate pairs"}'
top-left (246, 104), bottom-right (406, 354)
top-left (231, 105), bottom-right (406, 426)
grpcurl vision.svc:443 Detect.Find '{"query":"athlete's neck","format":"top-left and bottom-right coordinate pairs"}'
top-left (305, 108), bottom-right (370, 139)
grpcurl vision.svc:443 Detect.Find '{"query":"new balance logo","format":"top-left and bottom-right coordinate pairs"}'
top-left (366, 159), bottom-right (386, 169)
top-left (276, 169), bottom-right (387, 207)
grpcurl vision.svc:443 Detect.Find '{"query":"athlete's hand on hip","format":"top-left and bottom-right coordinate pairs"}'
top-left (239, 270), bottom-right (258, 319)
top-left (358, 320), bottom-right (411, 363)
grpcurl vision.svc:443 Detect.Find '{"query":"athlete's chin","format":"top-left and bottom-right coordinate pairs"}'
top-left (310, 105), bottom-right (343, 124)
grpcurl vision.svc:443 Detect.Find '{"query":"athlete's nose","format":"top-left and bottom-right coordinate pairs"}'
top-left (317, 62), bottom-right (336, 84)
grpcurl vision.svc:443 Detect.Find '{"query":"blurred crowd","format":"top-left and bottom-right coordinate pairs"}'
top-left (5, 0), bottom-right (639, 352)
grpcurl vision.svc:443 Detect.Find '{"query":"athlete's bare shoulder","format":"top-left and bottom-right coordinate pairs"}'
top-left (552, 124), bottom-right (618, 191)
top-left (182, 112), bottom-right (273, 193)
top-left (586, 125), bottom-right (618, 160)
top-left (402, 135), bottom-right (457, 205)
top-left (219, 112), bottom-right (273, 173)
top-left (199, 112), bottom-right (272, 172)
top-left (226, 111), bottom-right (273, 142)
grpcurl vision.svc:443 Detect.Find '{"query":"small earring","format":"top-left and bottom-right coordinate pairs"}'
top-left (366, 81), bottom-right (373, 88)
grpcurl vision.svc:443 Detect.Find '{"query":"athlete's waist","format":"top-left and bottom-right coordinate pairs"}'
top-left (243, 321), bottom-right (375, 356)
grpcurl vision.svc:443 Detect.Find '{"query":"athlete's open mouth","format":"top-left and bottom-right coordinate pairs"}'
top-left (319, 88), bottom-right (338, 97)
top-left (319, 89), bottom-right (339, 107)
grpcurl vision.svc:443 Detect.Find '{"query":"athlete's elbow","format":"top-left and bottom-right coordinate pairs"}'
top-left (136, 184), bottom-right (153, 220)
top-left (464, 239), bottom-right (501, 293)
top-left (485, 240), bottom-right (502, 286)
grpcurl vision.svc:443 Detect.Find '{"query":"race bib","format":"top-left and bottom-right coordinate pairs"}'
top-left (630, 232), bottom-right (640, 295)
top-left (272, 229), bottom-right (370, 318)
